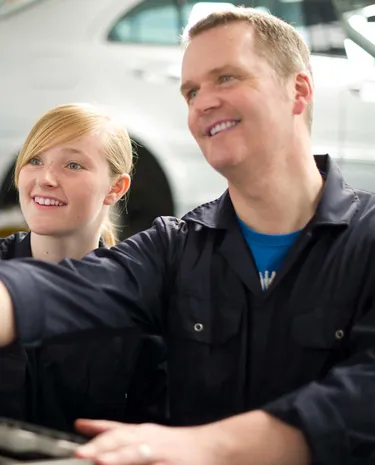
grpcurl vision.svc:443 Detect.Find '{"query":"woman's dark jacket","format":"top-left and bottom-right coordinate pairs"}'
top-left (0, 232), bottom-right (167, 432)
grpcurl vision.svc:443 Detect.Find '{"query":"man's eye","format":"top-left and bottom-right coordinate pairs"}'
top-left (219, 75), bottom-right (234, 83)
top-left (187, 89), bottom-right (198, 102)
top-left (28, 158), bottom-right (42, 166)
top-left (67, 162), bottom-right (83, 170)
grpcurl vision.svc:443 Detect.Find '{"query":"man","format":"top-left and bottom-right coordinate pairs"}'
top-left (0, 7), bottom-right (374, 465)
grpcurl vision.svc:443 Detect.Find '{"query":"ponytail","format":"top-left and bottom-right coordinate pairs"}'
top-left (101, 214), bottom-right (118, 248)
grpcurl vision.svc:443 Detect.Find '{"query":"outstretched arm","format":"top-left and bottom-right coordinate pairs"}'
top-left (0, 217), bottom-right (184, 347)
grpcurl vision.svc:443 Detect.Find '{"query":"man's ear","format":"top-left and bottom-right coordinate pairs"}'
top-left (104, 174), bottom-right (131, 206)
top-left (293, 72), bottom-right (313, 117)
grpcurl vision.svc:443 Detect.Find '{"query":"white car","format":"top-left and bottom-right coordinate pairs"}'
top-left (0, 0), bottom-right (375, 237)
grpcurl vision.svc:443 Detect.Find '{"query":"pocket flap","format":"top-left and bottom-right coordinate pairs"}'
top-left (169, 294), bottom-right (243, 344)
top-left (291, 308), bottom-right (346, 349)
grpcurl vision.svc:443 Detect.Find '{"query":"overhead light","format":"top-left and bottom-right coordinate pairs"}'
top-left (185, 2), bottom-right (235, 29)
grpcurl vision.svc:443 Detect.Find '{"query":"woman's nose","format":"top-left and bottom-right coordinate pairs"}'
top-left (37, 167), bottom-right (58, 188)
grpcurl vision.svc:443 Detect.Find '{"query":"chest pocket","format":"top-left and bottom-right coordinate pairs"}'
top-left (286, 305), bottom-right (352, 388)
top-left (167, 294), bottom-right (245, 424)
top-left (168, 294), bottom-right (244, 387)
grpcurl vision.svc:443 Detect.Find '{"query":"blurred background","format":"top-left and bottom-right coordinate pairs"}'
top-left (0, 0), bottom-right (374, 238)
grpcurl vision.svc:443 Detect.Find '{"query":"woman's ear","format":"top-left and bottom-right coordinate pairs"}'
top-left (104, 174), bottom-right (131, 206)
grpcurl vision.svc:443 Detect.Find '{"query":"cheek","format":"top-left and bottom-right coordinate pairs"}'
top-left (69, 180), bottom-right (106, 210)
top-left (71, 186), bottom-right (96, 205)
top-left (187, 111), bottom-right (197, 136)
top-left (17, 173), bottom-right (31, 202)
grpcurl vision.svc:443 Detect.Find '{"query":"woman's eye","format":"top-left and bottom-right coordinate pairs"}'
top-left (28, 158), bottom-right (42, 166)
top-left (67, 162), bottom-right (83, 170)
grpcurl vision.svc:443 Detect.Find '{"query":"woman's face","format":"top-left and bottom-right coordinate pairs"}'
top-left (18, 132), bottom-right (116, 237)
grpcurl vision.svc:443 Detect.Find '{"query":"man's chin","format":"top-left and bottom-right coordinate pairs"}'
top-left (205, 154), bottom-right (242, 178)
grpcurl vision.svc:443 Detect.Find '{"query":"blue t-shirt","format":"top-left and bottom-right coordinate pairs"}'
top-left (237, 218), bottom-right (301, 291)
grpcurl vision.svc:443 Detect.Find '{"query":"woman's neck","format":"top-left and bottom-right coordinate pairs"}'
top-left (30, 231), bottom-right (102, 263)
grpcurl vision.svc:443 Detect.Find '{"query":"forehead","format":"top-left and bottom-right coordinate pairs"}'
top-left (46, 133), bottom-right (103, 156)
top-left (181, 22), bottom-right (257, 81)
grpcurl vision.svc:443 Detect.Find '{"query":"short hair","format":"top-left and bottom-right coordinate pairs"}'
top-left (183, 7), bottom-right (314, 130)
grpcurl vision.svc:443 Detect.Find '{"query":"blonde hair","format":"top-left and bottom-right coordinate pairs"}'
top-left (183, 7), bottom-right (314, 130)
top-left (15, 103), bottom-right (133, 247)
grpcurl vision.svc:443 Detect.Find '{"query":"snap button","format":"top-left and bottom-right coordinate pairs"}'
top-left (194, 323), bottom-right (204, 332)
top-left (335, 329), bottom-right (344, 340)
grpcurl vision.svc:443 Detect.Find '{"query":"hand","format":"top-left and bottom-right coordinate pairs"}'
top-left (75, 411), bottom-right (310, 465)
top-left (0, 280), bottom-right (16, 346)
top-left (75, 419), bottom-right (228, 465)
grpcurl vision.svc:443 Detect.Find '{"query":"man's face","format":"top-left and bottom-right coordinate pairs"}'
top-left (181, 22), bottom-right (298, 179)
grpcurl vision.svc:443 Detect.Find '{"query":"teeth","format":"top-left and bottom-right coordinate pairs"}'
top-left (209, 120), bottom-right (238, 136)
top-left (34, 196), bottom-right (65, 207)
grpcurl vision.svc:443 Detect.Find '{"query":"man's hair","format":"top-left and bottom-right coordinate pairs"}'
top-left (183, 7), bottom-right (314, 130)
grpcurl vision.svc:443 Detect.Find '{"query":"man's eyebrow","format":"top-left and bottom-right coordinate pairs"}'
top-left (180, 80), bottom-right (196, 95)
top-left (180, 66), bottom-right (242, 94)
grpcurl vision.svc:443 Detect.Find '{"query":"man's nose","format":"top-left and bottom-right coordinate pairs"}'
top-left (194, 88), bottom-right (222, 113)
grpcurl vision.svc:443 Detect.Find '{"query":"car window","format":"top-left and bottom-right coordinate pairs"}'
top-left (108, 0), bottom-right (183, 45)
top-left (0, 0), bottom-right (41, 18)
top-left (108, 0), bottom-right (346, 56)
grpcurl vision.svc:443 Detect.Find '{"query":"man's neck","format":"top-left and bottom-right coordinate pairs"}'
top-left (30, 230), bottom-right (102, 263)
top-left (229, 154), bottom-right (324, 235)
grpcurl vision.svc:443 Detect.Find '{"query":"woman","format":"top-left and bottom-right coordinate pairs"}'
top-left (0, 103), bottom-right (167, 431)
